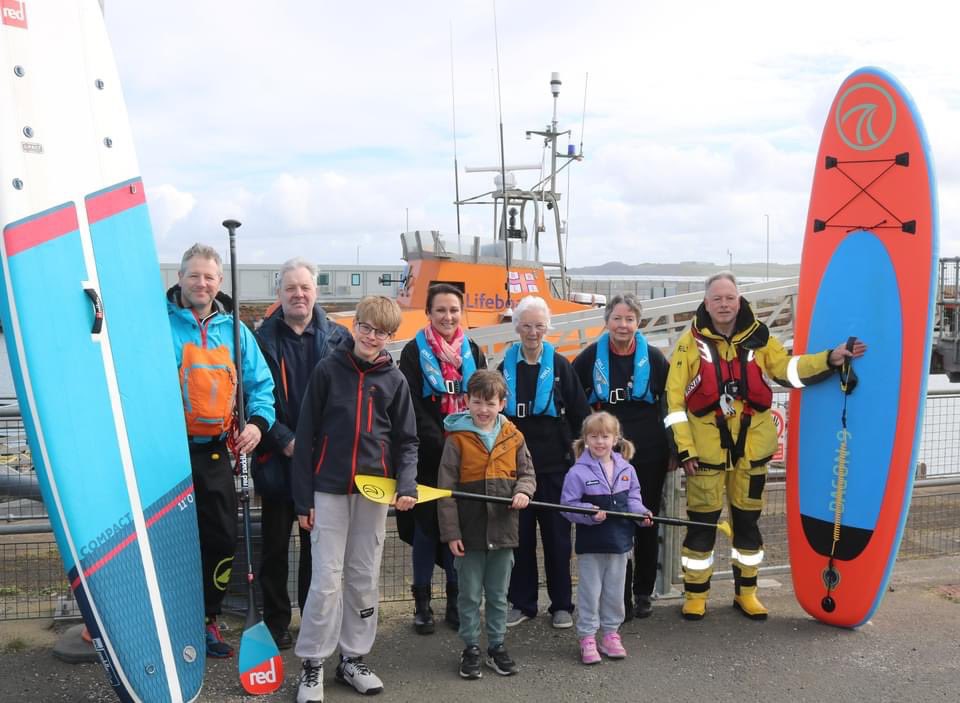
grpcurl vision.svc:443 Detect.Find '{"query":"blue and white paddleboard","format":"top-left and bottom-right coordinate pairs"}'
top-left (0, 2), bottom-right (204, 700)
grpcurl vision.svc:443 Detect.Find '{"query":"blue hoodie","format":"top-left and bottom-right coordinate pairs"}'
top-left (560, 450), bottom-right (647, 555)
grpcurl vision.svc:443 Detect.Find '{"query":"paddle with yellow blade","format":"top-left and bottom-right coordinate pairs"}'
top-left (354, 475), bottom-right (732, 536)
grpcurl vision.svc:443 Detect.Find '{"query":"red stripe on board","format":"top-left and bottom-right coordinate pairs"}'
top-left (146, 484), bottom-right (194, 529)
top-left (70, 484), bottom-right (196, 589)
top-left (3, 205), bottom-right (78, 256)
top-left (86, 179), bottom-right (146, 225)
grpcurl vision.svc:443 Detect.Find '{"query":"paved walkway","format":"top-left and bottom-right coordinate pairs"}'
top-left (1, 556), bottom-right (957, 702)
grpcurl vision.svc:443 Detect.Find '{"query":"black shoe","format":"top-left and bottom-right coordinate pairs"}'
top-left (634, 595), bottom-right (653, 619)
top-left (411, 584), bottom-right (435, 635)
top-left (269, 627), bottom-right (293, 650)
top-left (485, 643), bottom-right (518, 676)
top-left (459, 645), bottom-right (482, 679)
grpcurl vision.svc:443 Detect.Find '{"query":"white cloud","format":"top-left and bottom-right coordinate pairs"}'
top-left (146, 184), bottom-right (196, 241)
top-left (101, 0), bottom-right (960, 267)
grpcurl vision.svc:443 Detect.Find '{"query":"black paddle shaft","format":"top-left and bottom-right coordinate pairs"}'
top-left (447, 489), bottom-right (723, 531)
top-left (223, 218), bottom-right (259, 630)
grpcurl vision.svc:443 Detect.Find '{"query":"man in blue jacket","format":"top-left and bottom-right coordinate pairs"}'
top-left (254, 258), bottom-right (351, 649)
top-left (167, 243), bottom-right (275, 658)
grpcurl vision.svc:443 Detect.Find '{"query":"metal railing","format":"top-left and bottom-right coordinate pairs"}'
top-left (2, 388), bottom-right (959, 620)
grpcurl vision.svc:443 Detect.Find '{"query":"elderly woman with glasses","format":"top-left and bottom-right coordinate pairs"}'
top-left (397, 283), bottom-right (487, 636)
top-left (572, 293), bottom-right (676, 621)
top-left (498, 296), bottom-right (591, 630)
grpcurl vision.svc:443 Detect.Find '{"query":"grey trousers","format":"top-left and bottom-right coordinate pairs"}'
top-left (294, 493), bottom-right (388, 662)
top-left (575, 551), bottom-right (629, 638)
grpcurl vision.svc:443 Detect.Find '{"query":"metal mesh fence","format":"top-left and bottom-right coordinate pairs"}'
top-left (2, 392), bottom-right (960, 620)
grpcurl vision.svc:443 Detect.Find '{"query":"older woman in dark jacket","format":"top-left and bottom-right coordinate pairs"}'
top-left (498, 295), bottom-right (590, 630)
top-left (572, 293), bottom-right (676, 620)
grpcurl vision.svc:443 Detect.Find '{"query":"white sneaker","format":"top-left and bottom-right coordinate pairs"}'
top-left (296, 660), bottom-right (323, 703)
top-left (336, 656), bottom-right (384, 695)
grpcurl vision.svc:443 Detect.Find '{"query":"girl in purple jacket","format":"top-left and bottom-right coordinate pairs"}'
top-left (561, 412), bottom-right (652, 664)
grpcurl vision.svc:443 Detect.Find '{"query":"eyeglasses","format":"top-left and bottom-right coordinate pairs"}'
top-left (356, 321), bottom-right (392, 340)
top-left (518, 323), bottom-right (548, 334)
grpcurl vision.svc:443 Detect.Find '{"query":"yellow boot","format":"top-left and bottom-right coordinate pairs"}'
top-left (681, 593), bottom-right (707, 621)
top-left (733, 586), bottom-right (768, 620)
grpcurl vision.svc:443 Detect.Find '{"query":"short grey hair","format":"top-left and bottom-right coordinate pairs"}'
top-left (705, 270), bottom-right (738, 291)
top-left (179, 243), bottom-right (223, 276)
top-left (603, 293), bottom-right (643, 322)
top-left (277, 257), bottom-right (318, 292)
top-left (513, 295), bottom-right (552, 332)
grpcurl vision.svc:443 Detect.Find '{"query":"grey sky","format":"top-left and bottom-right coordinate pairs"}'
top-left (104, 0), bottom-right (959, 267)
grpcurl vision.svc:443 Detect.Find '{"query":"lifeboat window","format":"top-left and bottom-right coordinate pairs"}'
top-left (430, 281), bottom-right (465, 294)
top-left (351, 273), bottom-right (361, 286)
top-left (317, 273), bottom-right (330, 286)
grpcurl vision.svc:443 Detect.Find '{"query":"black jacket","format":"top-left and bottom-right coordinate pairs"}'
top-left (572, 341), bottom-right (672, 459)
top-left (497, 351), bottom-right (591, 473)
top-left (253, 305), bottom-right (351, 500)
top-left (291, 338), bottom-right (419, 514)
top-left (397, 335), bottom-right (486, 542)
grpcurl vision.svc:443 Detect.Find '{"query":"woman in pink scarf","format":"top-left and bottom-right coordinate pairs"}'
top-left (398, 284), bottom-right (486, 636)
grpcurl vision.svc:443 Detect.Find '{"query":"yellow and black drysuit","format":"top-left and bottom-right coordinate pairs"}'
top-left (664, 299), bottom-right (835, 615)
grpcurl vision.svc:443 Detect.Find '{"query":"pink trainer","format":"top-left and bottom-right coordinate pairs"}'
top-left (579, 635), bottom-right (601, 665)
top-left (598, 632), bottom-right (627, 659)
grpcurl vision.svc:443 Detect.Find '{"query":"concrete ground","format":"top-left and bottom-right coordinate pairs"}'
top-left (0, 556), bottom-right (957, 702)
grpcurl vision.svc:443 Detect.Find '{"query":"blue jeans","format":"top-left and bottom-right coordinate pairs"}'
top-left (412, 522), bottom-right (457, 587)
top-left (455, 549), bottom-right (514, 648)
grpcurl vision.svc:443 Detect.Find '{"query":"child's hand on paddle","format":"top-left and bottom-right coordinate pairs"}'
top-left (448, 539), bottom-right (465, 557)
top-left (394, 495), bottom-right (417, 511)
top-left (511, 493), bottom-right (530, 509)
top-left (592, 510), bottom-right (607, 523)
top-left (639, 510), bottom-right (653, 527)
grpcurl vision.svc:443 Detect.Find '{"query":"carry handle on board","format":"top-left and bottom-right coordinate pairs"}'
top-left (83, 285), bottom-right (104, 335)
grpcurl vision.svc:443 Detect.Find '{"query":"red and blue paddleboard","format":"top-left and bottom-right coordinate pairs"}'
top-left (1, 2), bottom-right (204, 699)
top-left (787, 67), bottom-right (938, 628)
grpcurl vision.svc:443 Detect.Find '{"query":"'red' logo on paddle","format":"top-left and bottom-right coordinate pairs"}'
top-left (1, 0), bottom-right (27, 28)
top-left (835, 81), bottom-right (897, 152)
top-left (243, 655), bottom-right (281, 695)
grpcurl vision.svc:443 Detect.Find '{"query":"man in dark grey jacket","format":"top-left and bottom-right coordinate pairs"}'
top-left (254, 258), bottom-right (351, 649)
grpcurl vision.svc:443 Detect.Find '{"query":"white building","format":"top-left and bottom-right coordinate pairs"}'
top-left (159, 263), bottom-right (406, 304)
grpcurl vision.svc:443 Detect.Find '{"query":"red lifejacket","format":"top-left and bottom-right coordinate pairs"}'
top-left (685, 328), bottom-right (772, 417)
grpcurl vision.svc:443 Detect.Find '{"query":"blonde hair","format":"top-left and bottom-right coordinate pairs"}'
top-left (572, 411), bottom-right (635, 461)
top-left (179, 243), bottom-right (223, 276)
top-left (355, 296), bottom-right (402, 334)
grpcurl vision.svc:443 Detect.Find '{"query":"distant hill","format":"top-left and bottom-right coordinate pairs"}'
top-left (568, 261), bottom-right (801, 278)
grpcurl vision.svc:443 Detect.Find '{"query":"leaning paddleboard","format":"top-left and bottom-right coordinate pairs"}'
top-left (0, 2), bottom-right (204, 700)
top-left (786, 67), bottom-right (938, 628)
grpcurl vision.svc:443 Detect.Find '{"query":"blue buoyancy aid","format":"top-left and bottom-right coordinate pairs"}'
top-left (503, 341), bottom-right (558, 417)
top-left (590, 331), bottom-right (654, 404)
top-left (414, 328), bottom-right (477, 397)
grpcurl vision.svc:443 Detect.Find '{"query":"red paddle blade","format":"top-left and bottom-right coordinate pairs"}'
top-left (238, 620), bottom-right (284, 695)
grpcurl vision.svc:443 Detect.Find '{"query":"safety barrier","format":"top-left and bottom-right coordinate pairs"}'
top-left (2, 390), bottom-right (959, 620)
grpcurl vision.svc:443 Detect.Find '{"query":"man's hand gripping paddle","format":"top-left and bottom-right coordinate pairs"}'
top-left (225, 219), bottom-right (284, 695)
top-left (354, 475), bottom-right (732, 537)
